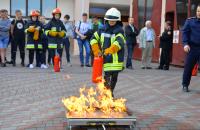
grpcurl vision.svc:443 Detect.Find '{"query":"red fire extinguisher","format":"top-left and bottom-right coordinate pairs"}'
top-left (192, 64), bottom-right (198, 76)
top-left (54, 50), bottom-right (60, 72)
top-left (92, 57), bottom-right (103, 83)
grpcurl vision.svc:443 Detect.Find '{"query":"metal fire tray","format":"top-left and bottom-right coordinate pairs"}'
top-left (66, 111), bottom-right (136, 130)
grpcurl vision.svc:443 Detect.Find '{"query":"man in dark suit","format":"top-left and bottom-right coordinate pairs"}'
top-left (125, 17), bottom-right (139, 69)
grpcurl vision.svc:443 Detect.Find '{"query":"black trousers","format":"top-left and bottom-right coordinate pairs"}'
top-left (11, 38), bottom-right (25, 63)
top-left (104, 71), bottom-right (119, 95)
top-left (42, 43), bottom-right (49, 65)
top-left (90, 45), bottom-right (94, 66)
top-left (126, 44), bottom-right (134, 68)
top-left (49, 49), bottom-right (63, 65)
top-left (63, 38), bottom-right (71, 63)
top-left (182, 49), bottom-right (200, 87)
top-left (159, 48), bottom-right (170, 69)
top-left (29, 49), bottom-right (44, 65)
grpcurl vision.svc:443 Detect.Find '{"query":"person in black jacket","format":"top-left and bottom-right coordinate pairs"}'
top-left (10, 10), bottom-right (26, 67)
top-left (90, 8), bottom-right (125, 97)
top-left (158, 21), bottom-right (173, 70)
top-left (45, 8), bottom-right (66, 66)
top-left (125, 17), bottom-right (139, 69)
top-left (25, 10), bottom-right (47, 69)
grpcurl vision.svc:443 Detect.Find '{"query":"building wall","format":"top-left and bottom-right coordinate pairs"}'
top-left (0, 0), bottom-right (10, 14)
top-left (90, 0), bottom-right (130, 6)
top-left (2, 0), bottom-right (131, 56)
top-left (57, 0), bottom-right (74, 20)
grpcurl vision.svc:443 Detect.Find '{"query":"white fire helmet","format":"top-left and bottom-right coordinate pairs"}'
top-left (104, 8), bottom-right (121, 21)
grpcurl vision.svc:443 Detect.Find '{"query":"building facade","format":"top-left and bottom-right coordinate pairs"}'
top-left (132, 0), bottom-right (200, 66)
top-left (1, 0), bottom-right (132, 54)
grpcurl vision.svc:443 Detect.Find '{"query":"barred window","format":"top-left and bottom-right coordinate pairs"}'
top-left (10, 0), bottom-right (57, 18)
top-left (176, 0), bottom-right (188, 29)
top-left (11, 0), bottom-right (26, 16)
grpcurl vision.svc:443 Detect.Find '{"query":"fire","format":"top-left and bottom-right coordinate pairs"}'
top-left (62, 81), bottom-right (127, 118)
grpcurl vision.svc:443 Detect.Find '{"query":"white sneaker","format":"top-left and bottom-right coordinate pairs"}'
top-left (67, 63), bottom-right (72, 67)
top-left (29, 64), bottom-right (34, 69)
top-left (41, 64), bottom-right (48, 69)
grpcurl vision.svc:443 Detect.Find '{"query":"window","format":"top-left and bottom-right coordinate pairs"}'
top-left (138, 0), bottom-right (154, 29)
top-left (138, 0), bottom-right (145, 29)
top-left (10, 0), bottom-right (57, 18)
top-left (191, 0), bottom-right (200, 17)
top-left (42, 0), bottom-right (57, 18)
top-left (146, 0), bottom-right (153, 20)
top-left (28, 0), bottom-right (40, 15)
top-left (11, 0), bottom-right (26, 16)
top-left (176, 0), bottom-right (188, 29)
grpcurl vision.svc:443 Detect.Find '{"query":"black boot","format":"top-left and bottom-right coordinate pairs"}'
top-left (163, 65), bottom-right (169, 70)
top-left (13, 60), bottom-right (16, 66)
top-left (182, 85), bottom-right (190, 92)
top-left (1, 63), bottom-right (6, 67)
top-left (20, 53), bottom-right (25, 67)
top-left (157, 66), bottom-right (163, 70)
top-left (6, 60), bottom-right (13, 64)
top-left (21, 58), bottom-right (25, 67)
top-left (111, 89), bottom-right (114, 98)
top-left (21, 61), bottom-right (25, 67)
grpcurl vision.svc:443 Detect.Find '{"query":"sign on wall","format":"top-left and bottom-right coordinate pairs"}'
top-left (173, 30), bottom-right (179, 44)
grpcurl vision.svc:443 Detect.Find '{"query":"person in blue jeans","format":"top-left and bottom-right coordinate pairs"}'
top-left (0, 9), bottom-right (11, 67)
top-left (75, 13), bottom-right (91, 67)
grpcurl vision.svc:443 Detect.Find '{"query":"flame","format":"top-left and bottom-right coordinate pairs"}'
top-left (62, 81), bottom-right (127, 118)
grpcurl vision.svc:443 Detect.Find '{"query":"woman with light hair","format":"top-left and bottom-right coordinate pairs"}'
top-left (138, 20), bottom-right (156, 69)
top-left (0, 9), bottom-right (11, 67)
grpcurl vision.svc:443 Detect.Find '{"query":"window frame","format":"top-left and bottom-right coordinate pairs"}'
top-left (176, 0), bottom-right (199, 29)
top-left (137, 0), bottom-right (154, 29)
top-left (10, 0), bottom-right (57, 18)
top-left (188, 0), bottom-right (200, 17)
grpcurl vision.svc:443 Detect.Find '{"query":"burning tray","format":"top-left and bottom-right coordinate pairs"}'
top-left (65, 110), bottom-right (136, 130)
top-left (62, 82), bottom-right (136, 130)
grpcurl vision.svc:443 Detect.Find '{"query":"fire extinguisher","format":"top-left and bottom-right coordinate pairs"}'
top-left (192, 63), bottom-right (198, 76)
top-left (54, 49), bottom-right (60, 72)
top-left (92, 56), bottom-right (103, 83)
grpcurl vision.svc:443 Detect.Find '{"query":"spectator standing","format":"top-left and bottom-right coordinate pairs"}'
top-left (9, 10), bottom-right (26, 67)
top-left (45, 8), bottom-right (66, 67)
top-left (125, 17), bottom-right (139, 69)
top-left (39, 15), bottom-right (49, 67)
top-left (25, 10), bottom-right (47, 69)
top-left (0, 9), bottom-right (11, 67)
top-left (157, 21), bottom-right (173, 70)
top-left (63, 14), bottom-right (74, 67)
top-left (75, 13), bottom-right (91, 67)
top-left (139, 20), bottom-right (156, 69)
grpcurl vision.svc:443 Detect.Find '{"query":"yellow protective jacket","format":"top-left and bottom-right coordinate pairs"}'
top-left (25, 20), bottom-right (44, 50)
top-left (90, 24), bottom-right (125, 72)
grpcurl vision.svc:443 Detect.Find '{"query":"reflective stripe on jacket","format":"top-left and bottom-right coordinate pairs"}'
top-left (90, 24), bottom-right (125, 72)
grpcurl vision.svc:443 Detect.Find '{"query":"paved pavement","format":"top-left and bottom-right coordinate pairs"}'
top-left (1, 50), bottom-right (200, 130)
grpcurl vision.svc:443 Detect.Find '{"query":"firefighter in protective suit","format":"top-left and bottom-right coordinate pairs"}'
top-left (45, 8), bottom-right (66, 65)
top-left (90, 8), bottom-right (125, 97)
top-left (25, 10), bottom-right (47, 69)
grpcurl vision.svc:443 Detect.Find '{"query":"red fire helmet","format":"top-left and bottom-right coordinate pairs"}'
top-left (52, 8), bottom-right (61, 15)
top-left (30, 10), bottom-right (40, 17)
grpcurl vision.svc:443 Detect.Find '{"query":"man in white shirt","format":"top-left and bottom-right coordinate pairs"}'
top-left (75, 13), bottom-right (91, 67)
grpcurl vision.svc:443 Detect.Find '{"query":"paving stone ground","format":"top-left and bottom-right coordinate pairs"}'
top-left (1, 49), bottom-right (200, 130)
